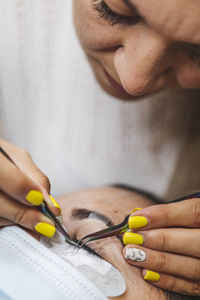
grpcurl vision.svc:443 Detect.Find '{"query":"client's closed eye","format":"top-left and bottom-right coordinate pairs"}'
top-left (70, 208), bottom-right (123, 256)
top-left (71, 208), bottom-right (114, 227)
top-left (71, 233), bottom-right (103, 258)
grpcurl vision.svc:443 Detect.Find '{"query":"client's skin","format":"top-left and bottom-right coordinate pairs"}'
top-left (56, 186), bottom-right (166, 300)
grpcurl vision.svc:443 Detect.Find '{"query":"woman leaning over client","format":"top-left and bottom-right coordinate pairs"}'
top-left (0, 0), bottom-right (199, 297)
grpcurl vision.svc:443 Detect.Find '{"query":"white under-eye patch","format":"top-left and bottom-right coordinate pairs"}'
top-left (41, 231), bottom-right (126, 298)
top-left (125, 248), bottom-right (146, 262)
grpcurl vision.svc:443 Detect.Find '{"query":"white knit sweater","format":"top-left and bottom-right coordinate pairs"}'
top-left (0, 0), bottom-right (199, 199)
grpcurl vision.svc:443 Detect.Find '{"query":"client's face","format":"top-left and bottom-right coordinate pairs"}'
top-left (58, 187), bottom-right (166, 300)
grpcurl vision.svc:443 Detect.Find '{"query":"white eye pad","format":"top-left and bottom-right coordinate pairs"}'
top-left (41, 231), bottom-right (126, 298)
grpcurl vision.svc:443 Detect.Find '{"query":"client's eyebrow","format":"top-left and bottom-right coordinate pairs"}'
top-left (72, 208), bottom-right (114, 227)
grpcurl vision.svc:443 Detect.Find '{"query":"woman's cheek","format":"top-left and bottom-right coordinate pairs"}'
top-left (89, 238), bottom-right (123, 264)
top-left (73, 0), bottom-right (102, 48)
top-left (73, 0), bottom-right (121, 51)
top-left (174, 52), bottom-right (200, 89)
top-left (176, 64), bottom-right (200, 89)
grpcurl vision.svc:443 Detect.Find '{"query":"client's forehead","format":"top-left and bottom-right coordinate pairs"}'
top-left (58, 186), bottom-right (153, 220)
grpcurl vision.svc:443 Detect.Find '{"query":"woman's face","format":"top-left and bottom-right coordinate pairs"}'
top-left (73, 0), bottom-right (200, 100)
top-left (58, 187), bottom-right (166, 300)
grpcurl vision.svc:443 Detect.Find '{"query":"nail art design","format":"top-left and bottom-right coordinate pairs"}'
top-left (125, 248), bottom-right (146, 262)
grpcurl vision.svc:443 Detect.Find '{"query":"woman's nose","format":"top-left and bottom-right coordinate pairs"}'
top-left (114, 30), bottom-right (172, 96)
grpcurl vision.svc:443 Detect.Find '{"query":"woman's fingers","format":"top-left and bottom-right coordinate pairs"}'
top-left (123, 245), bottom-right (200, 281)
top-left (124, 245), bottom-right (200, 295)
top-left (0, 140), bottom-right (60, 215)
top-left (142, 270), bottom-right (200, 296)
top-left (0, 217), bottom-right (13, 226)
top-left (125, 202), bottom-right (200, 296)
top-left (0, 139), bottom-right (50, 187)
top-left (0, 191), bottom-right (56, 238)
top-left (0, 139), bottom-right (60, 234)
top-left (128, 198), bottom-right (200, 230)
top-left (0, 151), bottom-right (60, 215)
top-left (123, 228), bottom-right (200, 258)
top-left (5, 143), bottom-right (56, 212)
top-left (0, 139), bottom-right (50, 191)
top-left (0, 152), bottom-right (40, 204)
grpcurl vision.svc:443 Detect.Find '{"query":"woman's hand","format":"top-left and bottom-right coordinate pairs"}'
top-left (0, 138), bottom-right (61, 238)
top-left (123, 199), bottom-right (200, 296)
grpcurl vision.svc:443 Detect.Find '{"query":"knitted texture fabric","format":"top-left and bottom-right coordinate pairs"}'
top-left (0, 0), bottom-right (199, 198)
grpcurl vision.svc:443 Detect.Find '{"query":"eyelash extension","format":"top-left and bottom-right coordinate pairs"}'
top-left (72, 233), bottom-right (103, 259)
top-left (92, 0), bottom-right (141, 26)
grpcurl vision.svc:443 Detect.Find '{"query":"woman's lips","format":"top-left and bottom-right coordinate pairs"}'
top-left (104, 69), bottom-right (132, 97)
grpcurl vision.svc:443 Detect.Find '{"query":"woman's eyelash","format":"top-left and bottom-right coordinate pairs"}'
top-left (92, 0), bottom-right (141, 26)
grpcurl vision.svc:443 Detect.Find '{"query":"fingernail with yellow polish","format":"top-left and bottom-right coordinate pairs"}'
top-left (26, 190), bottom-right (44, 206)
top-left (129, 216), bottom-right (148, 229)
top-left (144, 270), bottom-right (160, 282)
top-left (123, 232), bottom-right (143, 245)
top-left (49, 195), bottom-right (61, 214)
top-left (35, 222), bottom-right (56, 238)
top-left (131, 208), bottom-right (142, 213)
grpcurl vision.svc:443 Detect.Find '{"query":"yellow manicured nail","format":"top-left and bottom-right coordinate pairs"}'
top-left (131, 208), bottom-right (142, 213)
top-left (129, 216), bottom-right (148, 229)
top-left (35, 223), bottom-right (56, 238)
top-left (26, 190), bottom-right (44, 206)
top-left (123, 232), bottom-right (143, 245)
top-left (49, 195), bottom-right (61, 214)
top-left (144, 270), bottom-right (160, 282)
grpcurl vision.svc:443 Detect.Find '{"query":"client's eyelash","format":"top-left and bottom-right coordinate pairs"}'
top-left (92, 0), bottom-right (141, 26)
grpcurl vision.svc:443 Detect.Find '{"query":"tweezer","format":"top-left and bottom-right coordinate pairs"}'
top-left (78, 214), bottom-right (130, 247)
top-left (38, 201), bottom-right (78, 246)
top-left (78, 191), bottom-right (200, 247)
top-left (0, 146), bottom-right (78, 247)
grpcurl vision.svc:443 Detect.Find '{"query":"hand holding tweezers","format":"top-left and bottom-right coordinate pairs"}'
top-left (78, 191), bottom-right (200, 247)
top-left (39, 201), bottom-right (78, 246)
top-left (0, 146), bottom-right (78, 247)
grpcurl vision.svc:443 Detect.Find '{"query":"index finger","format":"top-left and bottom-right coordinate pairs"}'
top-left (0, 152), bottom-right (44, 206)
top-left (0, 141), bottom-right (60, 215)
top-left (129, 198), bottom-right (200, 229)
